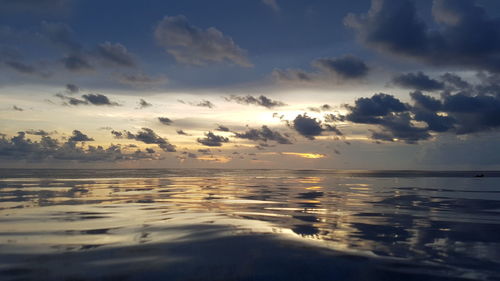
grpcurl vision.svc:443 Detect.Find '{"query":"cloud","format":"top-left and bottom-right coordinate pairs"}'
top-left (95, 42), bottom-right (136, 67)
top-left (158, 117), bottom-right (173, 125)
top-left (56, 93), bottom-right (121, 106)
top-left (0, 131), bottom-right (159, 162)
top-left (234, 125), bottom-right (292, 144)
top-left (176, 129), bottom-right (189, 135)
top-left (345, 93), bottom-right (429, 143)
top-left (272, 68), bottom-right (313, 82)
top-left (41, 22), bottom-right (81, 52)
top-left (345, 0), bottom-right (500, 72)
top-left (291, 114), bottom-right (342, 140)
top-left (392, 72), bottom-right (444, 91)
top-left (2, 60), bottom-right (49, 77)
top-left (178, 99), bottom-right (215, 109)
top-left (138, 99), bottom-right (152, 109)
top-left (82, 94), bottom-right (120, 106)
top-left (313, 55), bottom-right (369, 79)
top-left (112, 128), bottom-right (176, 152)
top-left (307, 104), bottom-right (332, 113)
top-left (345, 93), bottom-right (408, 124)
top-left (262, 0), bottom-right (280, 12)
top-left (215, 125), bottom-right (230, 132)
top-left (273, 55), bottom-right (370, 84)
top-left (65, 83), bottom-right (79, 94)
top-left (68, 130), bottom-right (94, 142)
top-left (197, 131), bottom-right (229, 147)
top-left (342, 82), bottom-right (500, 142)
top-left (61, 54), bottom-right (93, 72)
top-left (12, 105), bottom-right (23, 111)
top-left (225, 95), bottom-right (286, 109)
top-left (117, 73), bottom-right (167, 86)
top-left (25, 129), bottom-right (51, 136)
top-left (154, 15), bottom-right (252, 67)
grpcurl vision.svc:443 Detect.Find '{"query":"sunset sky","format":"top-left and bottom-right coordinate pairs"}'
top-left (1, 0), bottom-right (500, 169)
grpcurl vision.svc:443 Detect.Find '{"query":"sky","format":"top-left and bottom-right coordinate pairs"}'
top-left (1, 0), bottom-right (500, 170)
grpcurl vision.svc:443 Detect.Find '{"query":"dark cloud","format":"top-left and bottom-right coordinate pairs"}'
top-left (313, 55), bottom-right (369, 79)
top-left (197, 148), bottom-right (211, 154)
top-left (56, 93), bottom-right (120, 106)
top-left (158, 117), bottom-right (173, 126)
top-left (0, 131), bottom-right (159, 162)
top-left (440, 73), bottom-right (471, 90)
top-left (346, 0), bottom-right (500, 72)
top-left (65, 83), bottom-right (79, 94)
top-left (112, 128), bottom-right (176, 152)
top-left (345, 93), bottom-right (408, 124)
top-left (216, 125), bottom-right (230, 132)
top-left (61, 54), bottom-right (93, 72)
top-left (12, 105), bottom-right (23, 111)
top-left (117, 73), bottom-right (167, 86)
top-left (392, 72), bottom-right (444, 91)
top-left (154, 15), bottom-right (252, 67)
top-left (82, 94), bottom-right (120, 106)
top-left (95, 42), bottom-right (136, 67)
top-left (68, 130), bottom-right (94, 142)
top-left (441, 92), bottom-right (500, 134)
top-left (225, 95), bottom-right (286, 109)
top-left (176, 129), bottom-right (189, 135)
top-left (180, 151), bottom-right (197, 159)
top-left (308, 104), bottom-right (332, 113)
top-left (41, 22), bottom-right (81, 52)
top-left (196, 100), bottom-right (215, 109)
top-left (292, 114), bottom-right (340, 140)
top-left (273, 55), bottom-right (369, 84)
top-left (178, 99), bottom-right (215, 109)
top-left (343, 85), bottom-right (500, 142)
top-left (272, 68), bottom-right (313, 82)
top-left (138, 99), bottom-right (152, 109)
top-left (234, 125), bottom-right (292, 144)
top-left (345, 93), bottom-right (429, 143)
top-left (197, 132), bottom-right (229, 147)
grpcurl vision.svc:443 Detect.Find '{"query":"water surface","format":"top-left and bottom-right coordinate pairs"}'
top-left (1, 169), bottom-right (499, 280)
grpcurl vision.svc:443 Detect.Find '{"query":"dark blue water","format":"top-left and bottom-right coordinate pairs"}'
top-left (0, 169), bottom-right (499, 281)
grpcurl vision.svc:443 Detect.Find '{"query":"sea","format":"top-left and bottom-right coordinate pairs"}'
top-left (0, 169), bottom-right (499, 281)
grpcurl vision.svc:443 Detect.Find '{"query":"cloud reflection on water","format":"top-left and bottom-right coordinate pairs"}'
top-left (0, 169), bottom-right (500, 280)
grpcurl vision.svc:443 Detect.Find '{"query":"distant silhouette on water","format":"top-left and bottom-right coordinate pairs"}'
top-left (475, 174), bottom-right (485, 177)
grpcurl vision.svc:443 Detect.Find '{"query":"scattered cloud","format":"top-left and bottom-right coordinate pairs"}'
top-left (68, 130), bottom-right (94, 142)
top-left (291, 114), bottom-right (342, 140)
top-left (138, 99), bottom-right (152, 109)
top-left (154, 15), bottom-right (252, 67)
top-left (178, 99), bottom-right (215, 109)
top-left (111, 128), bottom-right (176, 152)
top-left (0, 131), bottom-right (159, 162)
top-left (158, 117), bottom-right (173, 125)
top-left (12, 105), bottom-right (23, 111)
top-left (197, 131), bottom-right (229, 146)
top-left (56, 93), bottom-right (121, 106)
top-left (313, 55), bottom-right (369, 79)
top-left (234, 125), bottom-right (292, 144)
top-left (95, 42), bottom-right (136, 67)
top-left (215, 125), bottom-right (230, 132)
top-left (225, 95), bottom-right (286, 109)
top-left (392, 72), bottom-right (444, 91)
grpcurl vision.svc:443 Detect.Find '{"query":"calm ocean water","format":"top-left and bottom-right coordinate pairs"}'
top-left (0, 169), bottom-right (500, 281)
